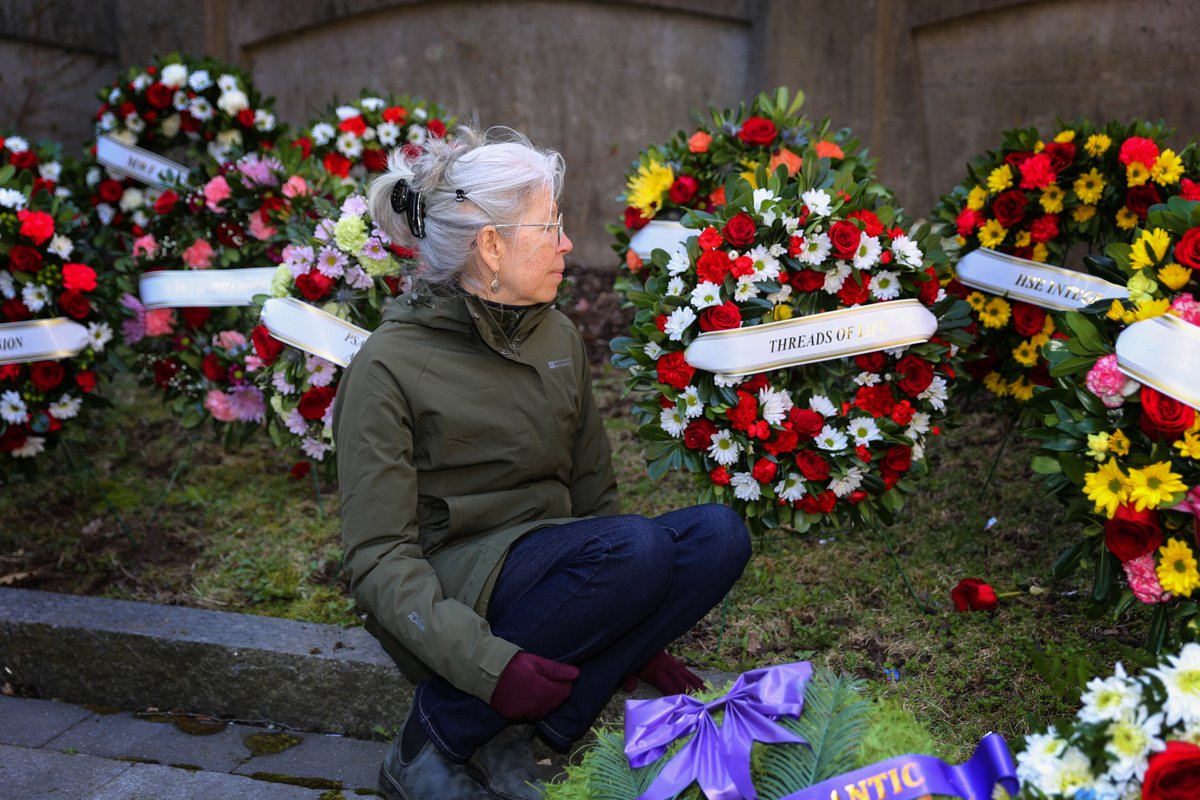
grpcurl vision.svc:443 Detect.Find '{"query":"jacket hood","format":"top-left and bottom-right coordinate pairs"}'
top-left (381, 283), bottom-right (555, 356)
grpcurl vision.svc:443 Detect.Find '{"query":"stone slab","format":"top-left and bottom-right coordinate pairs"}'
top-left (0, 743), bottom-right (131, 800)
top-left (0, 695), bottom-right (93, 748)
top-left (90, 761), bottom-right (328, 800)
top-left (233, 731), bottom-right (387, 793)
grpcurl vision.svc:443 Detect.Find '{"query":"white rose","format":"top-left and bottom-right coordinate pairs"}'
top-left (160, 113), bottom-right (181, 138)
top-left (112, 129), bottom-right (137, 146)
top-left (217, 89), bottom-right (249, 116)
top-left (161, 63), bottom-right (188, 88)
top-left (119, 187), bottom-right (145, 212)
top-left (215, 129), bottom-right (243, 148)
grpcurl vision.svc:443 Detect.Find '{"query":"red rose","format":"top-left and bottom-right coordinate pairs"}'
top-left (202, 353), bottom-right (226, 383)
top-left (17, 210), bottom-right (54, 245)
top-left (323, 152), bottom-right (352, 179)
top-left (828, 220), bottom-right (862, 261)
top-left (180, 307), bottom-right (211, 329)
top-left (855, 351), bottom-right (886, 373)
top-left (2, 298), bottom-right (32, 321)
top-left (917, 267), bottom-right (940, 306)
top-left (1004, 151), bottom-right (1033, 168)
top-left (97, 179), bottom-right (124, 204)
top-left (882, 445), bottom-right (912, 475)
top-left (951, 578), bottom-right (998, 612)
top-left (699, 301), bottom-right (742, 332)
top-left (1104, 504), bottom-right (1162, 562)
top-left (742, 374), bottom-right (768, 393)
top-left (153, 358), bottom-right (181, 388)
top-left (763, 426), bottom-right (799, 456)
top-left (656, 351), bottom-right (694, 390)
top-left (295, 270), bottom-right (335, 301)
top-left (790, 408), bottom-right (824, 439)
top-left (1010, 302), bottom-right (1046, 336)
top-left (216, 221), bottom-right (246, 249)
top-left (710, 466), bottom-right (731, 486)
top-left (624, 206), bottom-right (649, 231)
top-left (698, 227), bottom-right (723, 251)
top-left (338, 115), bottom-right (368, 136)
top-left (795, 450), bottom-right (830, 482)
top-left (75, 370), bottom-right (97, 393)
top-left (0, 425), bottom-right (27, 453)
top-left (791, 269), bottom-right (825, 293)
top-left (722, 213), bottom-right (757, 249)
top-left (362, 148), bottom-right (389, 172)
top-left (145, 82), bottom-right (173, 109)
top-left (1144, 740), bottom-right (1200, 800)
top-left (1176, 228), bottom-right (1200, 269)
top-left (854, 384), bottom-right (895, 418)
top-left (1127, 184), bottom-right (1161, 219)
top-left (837, 272), bottom-right (870, 306)
top-left (10, 150), bottom-right (36, 171)
top-left (58, 290), bottom-right (91, 320)
top-left (251, 324), bottom-right (285, 366)
top-left (896, 355), bottom-right (934, 397)
top-left (683, 418), bottom-right (717, 451)
top-left (427, 119), bottom-right (446, 139)
top-left (289, 461), bottom-right (312, 481)
top-left (1140, 386), bottom-right (1196, 440)
top-left (8, 245), bottom-right (43, 274)
top-left (383, 106), bottom-right (408, 124)
top-left (751, 458), bottom-right (777, 483)
top-left (298, 386), bottom-right (336, 421)
top-left (179, 112), bottom-right (200, 133)
top-left (29, 360), bottom-right (65, 391)
top-left (696, 250), bottom-right (731, 284)
top-left (154, 190), bottom-right (179, 215)
top-left (62, 263), bottom-right (97, 292)
top-left (847, 209), bottom-right (884, 238)
top-left (800, 490), bottom-right (836, 514)
top-left (1042, 141), bottom-right (1076, 172)
top-left (990, 190), bottom-right (1028, 228)
top-left (1018, 153), bottom-right (1056, 189)
top-left (668, 176), bottom-right (700, 205)
top-left (1119, 136), bottom-right (1160, 168)
top-left (1028, 214), bottom-right (1059, 243)
top-left (737, 116), bottom-right (778, 147)
top-left (725, 391), bottom-right (758, 431)
top-left (291, 136), bottom-right (313, 159)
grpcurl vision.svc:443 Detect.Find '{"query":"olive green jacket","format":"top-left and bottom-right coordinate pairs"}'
top-left (332, 288), bottom-right (619, 703)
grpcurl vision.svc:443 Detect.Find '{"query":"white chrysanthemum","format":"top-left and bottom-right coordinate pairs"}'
top-left (1080, 663), bottom-right (1142, 725)
top-left (769, 242), bottom-right (786, 257)
top-left (918, 376), bottom-right (948, 411)
top-left (891, 234), bottom-right (924, 268)
top-left (713, 373), bottom-right (744, 388)
top-left (21, 284), bottom-right (49, 312)
top-left (816, 425), bottom-right (848, 452)
top-left (86, 167), bottom-right (101, 187)
top-left (38, 161), bottom-right (62, 182)
top-left (906, 411), bottom-right (931, 437)
top-left (1, 390), bottom-right (28, 424)
top-left (664, 307), bottom-right (696, 341)
top-left (766, 284), bottom-right (792, 306)
top-left (665, 276), bottom-right (688, 297)
top-left (847, 416), bottom-right (882, 446)
top-left (823, 262), bottom-right (852, 294)
top-left (311, 122), bottom-right (336, 146)
top-left (853, 235), bottom-right (882, 270)
top-left (119, 187), bottom-right (144, 212)
top-left (86, 322), bottom-right (113, 352)
top-left (336, 132), bottom-right (364, 158)
top-left (54, 187), bottom-right (71, 200)
top-left (188, 70), bottom-right (212, 91)
top-left (217, 73), bottom-right (239, 92)
top-left (782, 215), bottom-right (803, 234)
top-left (95, 204), bottom-right (115, 225)
top-left (758, 387), bottom-right (793, 425)
top-left (708, 430), bottom-right (741, 466)
top-left (5, 136), bottom-right (29, 153)
top-left (643, 341), bottom-right (663, 360)
top-left (870, 270), bottom-right (901, 300)
top-left (301, 436), bottom-right (332, 461)
top-left (411, 107), bottom-right (428, 121)
top-left (12, 435), bottom-right (45, 458)
top-left (730, 472), bottom-right (761, 501)
top-left (406, 125), bottom-right (428, 146)
top-left (285, 408), bottom-right (309, 436)
top-left (830, 466), bottom-right (864, 497)
top-left (96, 112), bottom-right (117, 133)
top-left (188, 97), bottom-right (214, 121)
top-left (733, 277), bottom-right (759, 302)
top-left (0, 273), bottom-right (14, 299)
top-left (746, 245), bottom-right (781, 280)
top-left (161, 63), bottom-right (188, 88)
top-left (678, 386), bottom-right (704, 419)
top-left (1040, 746), bottom-right (1095, 798)
top-left (47, 234), bottom-right (73, 259)
top-left (0, 188), bottom-right (26, 210)
top-left (853, 371), bottom-right (881, 387)
top-left (271, 370), bottom-right (296, 396)
top-left (49, 394), bottom-right (82, 420)
top-left (665, 245), bottom-right (691, 277)
top-left (660, 406), bottom-right (687, 437)
top-left (334, 105), bottom-right (359, 120)
top-left (912, 442), bottom-right (925, 462)
top-left (1103, 706), bottom-right (1164, 784)
top-left (1150, 642), bottom-right (1200, 726)
top-left (776, 473), bottom-right (806, 503)
top-left (796, 231), bottom-right (831, 265)
top-left (376, 122), bottom-right (400, 147)
top-left (809, 394), bottom-right (837, 417)
top-left (305, 355), bottom-right (338, 388)
top-left (131, 209), bottom-right (148, 228)
top-left (359, 97), bottom-right (385, 111)
top-left (254, 110), bottom-right (277, 132)
top-left (802, 189), bottom-right (832, 217)
top-left (885, 344), bottom-right (909, 359)
top-left (690, 281), bottom-right (723, 310)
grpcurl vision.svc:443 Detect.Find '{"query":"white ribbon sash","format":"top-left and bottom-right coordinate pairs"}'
top-left (629, 220), bottom-right (694, 260)
top-left (139, 269), bottom-right (278, 309)
top-left (0, 319), bottom-right (90, 365)
top-left (956, 248), bottom-right (1128, 311)
top-left (96, 135), bottom-right (190, 189)
top-left (1116, 314), bottom-right (1200, 411)
top-left (261, 297), bottom-right (369, 368)
top-left (683, 299), bottom-right (937, 376)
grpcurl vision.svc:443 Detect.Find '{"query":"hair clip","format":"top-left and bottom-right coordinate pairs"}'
top-left (391, 179), bottom-right (427, 239)
top-left (455, 189), bottom-right (468, 202)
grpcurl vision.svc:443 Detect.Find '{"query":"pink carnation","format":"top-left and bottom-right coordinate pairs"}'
top-left (248, 213), bottom-right (277, 242)
top-left (1123, 552), bottom-right (1169, 604)
top-left (1170, 293), bottom-right (1200, 326)
top-left (132, 234), bottom-right (157, 258)
top-left (204, 175), bottom-right (232, 212)
top-left (1085, 353), bottom-right (1140, 408)
top-left (204, 389), bottom-right (237, 422)
top-left (181, 238), bottom-right (215, 269)
top-left (281, 176), bottom-right (309, 198)
top-left (145, 308), bottom-right (176, 338)
top-left (215, 330), bottom-right (246, 350)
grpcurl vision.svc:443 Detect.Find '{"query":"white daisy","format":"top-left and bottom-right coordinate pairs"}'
top-left (38, 161), bottom-right (62, 182)
top-left (311, 122), bottom-right (336, 146)
top-left (188, 70), bottom-right (213, 91)
top-left (1, 390), bottom-right (28, 424)
top-left (816, 425), bottom-right (848, 452)
top-left (713, 373), bottom-right (744, 388)
top-left (86, 322), bottom-right (113, 352)
top-left (848, 416), bottom-right (882, 446)
top-left (360, 97), bottom-right (385, 111)
top-left (758, 387), bottom-right (793, 425)
top-left (49, 394), bottom-right (82, 420)
top-left (690, 281), bottom-right (723, 310)
top-left (766, 284), bottom-right (792, 306)
top-left (796, 231), bottom-right (831, 265)
top-left (906, 412), bottom-right (932, 437)
top-left (271, 371), bottom-right (296, 396)
top-left (0, 273), bottom-right (14, 299)
top-left (664, 307), bottom-right (696, 341)
top-left (665, 276), bottom-right (688, 297)
top-left (775, 473), bottom-right (807, 503)
top-left (830, 466), bottom-right (865, 497)
top-left (86, 167), bottom-right (101, 187)
top-left (643, 341), bottom-right (663, 360)
top-left (5, 136), bottom-right (29, 153)
top-left (1080, 663), bottom-right (1142, 725)
top-left (1103, 706), bottom-right (1164, 784)
top-left (21, 284), bottom-right (49, 312)
top-left (160, 63), bottom-right (188, 87)
top-left (678, 386), bottom-right (704, 419)
top-left (48, 234), bottom-right (73, 259)
top-left (660, 406), bottom-right (687, 437)
top-left (809, 394), bottom-right (837, 417)
top-left (782, 215), bottom-right (803, 235)
top-left (95, 204), bottom-right (115, 225)
top-left (376, 122), bottom-right (400, 147)
top-left (918, 376), bottom-right (949, 412)
top-left (870, 270), bottom-right (901, 300)
top-left (891, 234), bottom-right (924, 268)
top-left (217, 73), bottom-right (239, 92)
top-left (411, 107), bottom-right (428, 121)
top-left (0, 188), bottom-right (26, 210)
top-left (801, 189), bottom-right (832, 217)
top-left (733, 277), bottom-right (759, 301)
top-left (305, 355), bottom-right (338, 388)
top-left (853, 371), bottom-right (881, 387)
top-left (823, 262), bottom-right (852, 294)
top-left (707, 430), bottom-right (741, 466)
top-left (334, 105), bottom-right (360, 120)
top-left (853, 235), bottom-right (882, 270)
top-left (254, 110), bottom-right (277, 132)
top-left (1149, 642), bottom-right (1200, 726)
top-left (188, 97), bottom-right (214, 121)
top-left (406, 126), bottom-right (428, 146)
top-left (730, 472), bottom-right (762, 501)
top-left (336, 132), bottom-right (364, 158)
top-left (12, 436), bottom-right (45, 458)
top-left (301, 436), bottom-right (332, 461)
top-left (746, 245), bottom-right (781, 280)
top-left (665, 245), bottom-right (691, 277)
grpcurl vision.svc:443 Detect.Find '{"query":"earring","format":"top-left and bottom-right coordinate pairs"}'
top-left (490, 272), bottom-right (501, 292)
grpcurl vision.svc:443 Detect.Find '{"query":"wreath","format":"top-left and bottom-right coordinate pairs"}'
top-left (0, 136), bottom-right (113, 476)
top-left (1028, 198), bottom-right (1200, 653)
top-left (935, 118), bottom-right (1200, 407)
top-left (611, 144), bottom-right (972, 534)
top-left (294, 91), bottom-right (454, 179)
top-left (254, 193), bottom-right (411, 472)
top-left (116, 146), bottom-right (342, 442)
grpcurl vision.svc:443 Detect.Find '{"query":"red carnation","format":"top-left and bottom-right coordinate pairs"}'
top-left (751, 458), bottom-right (777, 483)
top-left (956, 208), bottom-right (983, 236)
top-left (890, 401), bottom-right (915, 425)
top-left (795, 450), bottom-right (830, 482)
top-left (698, 227), bottom-right (723, 251)
top-left (854, 384), bottom-right (895, 418)
top-left (683, 418), bottom-right (717, 451)
top-left (383, 106), bottom-right (407, 124)
top-left (1119, 136), bottom-right (1160, 168)
top-left (29, 360), bottom-right (65, 392)
top-left (8, 245), bottom-right (43, 274)
top-left (790, 408), bottom-right (824, 439)
top-left (298, 386), bottom-right (337, 421)
top-left (1182, 179), bottom-right (1200, 201)
top-left (145, 82), bottom-right (173, 109)
top-left (323, 152), bottom-right (352, 179)
top-left (362, 148), bottom-right (389, 172)
top-left (1010, 302), bottom-right (1046, 337)
top-left (699, 301), bottom-right (742, 332)
top-left (427, 119), bottom-right (446, 138)
top-left (338, 115), bottom-right (368, 136)
top-left (62, 263), bottom-right (97, 292)
top-left (75, 370), bottom-right (97, 393)
top-left (837, 272), bottom-right (870, 306)
top-left (847, 209), bottom-right (884, 238)
top-left (710, 466), bottom-right (731, 486)
top-left (763, 426), bottom-right (799, 456)
top-left (1104, 504), bottom-right (1162, 562)
top-left (251, 324), bottom-right (285, 366)
top-left (10, 150), bottom-right (36, 171)
top-left (917, 267), bottom-right (940, 306)
top-left (17, 209), bottom-right (54, 245)
top-left (895, 355), bottom-right (934, 397)
top-left (154, 190), bottom-right (179, 215)
top-left (668, 176), bottom-right (700, 205)
top-left (656, 351), bottom-right (694, 390)
top-left (291, 136), bottom-right (314, 159)
top-left (800, 490), bottom-right (836, 514)
top-left (722, 212), bottom-right (757, 248)
top-left (1028, 214), bottom-right (1059, 243)
top-left (828, 220), bottom-right (862, 261)
top-left (951, 578), bottom-right (998, 612)
top-left (729, 256), bottom-right (754, 279)
top-left (58, 289), bottom-right (91, 320)
top-left (737, 116), bottom-right (778, 147)
top-left (0, 364), bottom-right (20, 383)
top-left (1018, 153), bottom-right (1056, 189)
top-left (991, 190), bottom-right (1028, 228)
top-left (697, 250), bottom-right (731, 284)
top-left (725, 391), bottom-right (758, 431)
top-left (202, 353), bottom-right (226, 383)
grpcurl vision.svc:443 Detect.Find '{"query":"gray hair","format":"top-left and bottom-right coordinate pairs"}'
top-left (367, 126), bottom-right (565, 286)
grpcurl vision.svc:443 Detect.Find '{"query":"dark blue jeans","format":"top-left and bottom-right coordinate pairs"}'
top-left (412, 503), bottom-right (751, 762)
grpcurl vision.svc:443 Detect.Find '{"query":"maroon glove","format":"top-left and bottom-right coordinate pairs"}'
top-left (621, 650), bottom-right (706, 695)
top-left (490, 651), bottom-right (580, 720)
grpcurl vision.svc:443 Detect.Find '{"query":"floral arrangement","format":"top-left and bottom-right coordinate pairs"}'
top-left (115, 146), bottom-right (342, 441)
top-left (934, 118), bottom-right (1199, 407)
top-left (255, 193), bottom-right (410, 470)
top-left (1028, 198), bottom-right (1200, 652)
top-left (611, 149), bottom-right (973, 535)
top-left (610, 88), bottom-right (875, 272)
top-left (0, 139), bottom-right (113, 475)
top-left (1016, 642), bottom-right (1200, 799)
top-left (294, 91), bottom-right (453, 179)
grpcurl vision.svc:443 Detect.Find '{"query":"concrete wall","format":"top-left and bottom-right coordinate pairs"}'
top-left (3, 0), bottom-right (1200, 267)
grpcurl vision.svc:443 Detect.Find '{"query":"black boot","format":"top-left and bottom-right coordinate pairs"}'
top-left (379, 708), bottom-right (492, 800)
top-left (466, 724), bottom-right (543, 800)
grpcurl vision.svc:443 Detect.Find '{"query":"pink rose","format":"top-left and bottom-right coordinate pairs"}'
top-left (204, 389), bottom-right (237, 422)
top-left (248, 213), bottom-right (277, 242)
top-left (281, 176), bottom-right (309, 198)
top-left (132, 234), bottom-right (157, 258)
top-left (1085, 353), bottom-right (1140, 408)
top-left (181, 239), bottom-right (215, 269)
top-left (204, 175), bottom-right (232, 212)
top-left (145, 308), bottom-right (177, 337)
top-left (215, 330), bottom-right (246, 350)
top-left (1170, 293), bottom-right (1200, 326)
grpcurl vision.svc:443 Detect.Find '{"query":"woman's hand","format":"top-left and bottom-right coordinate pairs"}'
top-left (490, 651), bottom-right (580, 720)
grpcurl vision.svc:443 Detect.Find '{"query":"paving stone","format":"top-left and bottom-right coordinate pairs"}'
top-left (0, 743), bottom-right (131, 800)
top-left (0, 695), bottom-right (93, 748)
top-left (89, 761), bottom-right (327, 800)
top-left (44, 710), bottom-right (266, 773)
top-left (234, 730), bottom-right (387, 792)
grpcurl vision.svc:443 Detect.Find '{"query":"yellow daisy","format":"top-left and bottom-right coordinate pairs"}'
top-left (1152, 149), bottom-right (1184, 186)
top-left (1031, 332), bottom-right (1051, 349)
top-left (987, 164), bottom-right (1014, 194)
top-left (1157, 538), bottom-right (1200, 598)
top-left (1108, 429), bottom-right (1131, 457)
top-left (978, 219), bottom-right (1007, 248)
top-left (1074, 205), bottom-right (1097, 223)
top-left (967, 186), bottom-right (988, 212)
top-left (1041, 315), bottom-right (1056, 336)
top-left (1041, 184), bottom-right (1065, 214)
top-left (1129, 227), bottom-right (1172, 270)
top-left (1159, 263), bottom-right (1193, 291)
top-left (1128, 462), bottom-right (1188, 511)
top-left (1127, 162), bottom-right (1150, 187)
top-left (1116, 208), bottom-right (1138, 230)
top-left (983, 372), bottom-right (1009, 397)
top-left (979, 296), bottom-right (1012, 329)
top-left (965, 291), bottom-right (987, 312)
top-left (1085, 133), bottom-right (1112, 157)
top-left (1083, 461), bottom-right (1132, 518)
top-left (772, 304), bottom-right (793, 321)
top-left (627, 159), bottom-right (675, 219)
top-left (1034, 140), bottom-right (1045, 153)
top-left (1009, 375), bottom-right (1036, 402)
top-left (1013, 340), bottom-right (1039, 367)
top-left (1054, 130), bottom-right (1076, 144)
top-left (1032, 243), bottom-right (1049, 263)
top-left (1086, 431), bottom-right (1111, 461)
top-left (956, 235), bottom-right (967, 247)
top-left (1014, 231), bottom-right (1032, 248)
top-left (1175, 430), bottom-right (1200, 459)
top-left (1073, 168), bottom-right (1106, 205)
top-left (1130, 297), bottom-right (1170, 322)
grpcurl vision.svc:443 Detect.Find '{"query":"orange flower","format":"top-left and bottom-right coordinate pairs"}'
top-left (813, 140), bottom-right (845, 159)
top-left (709, 186), bottom-right (726, 207)
top-left (688, 131), bottom-right (712, 154)
top-left (625, 248), bottom-right (644, 273)
top-left (768, 147), bottom-right (803, 177)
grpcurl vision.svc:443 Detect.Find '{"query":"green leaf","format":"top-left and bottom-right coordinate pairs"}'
top-left (1031, 455), bottom-right (1062, 475)
top-left (1063, 311), bottom-right (1107, 354)
top-left (1052, 539), bottom-right (1086, 581)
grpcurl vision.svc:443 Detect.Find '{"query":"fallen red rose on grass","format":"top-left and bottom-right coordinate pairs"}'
top-left (951, 578), bottom-right (998, 612)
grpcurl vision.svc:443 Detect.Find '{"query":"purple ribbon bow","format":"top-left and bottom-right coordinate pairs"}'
top-left (624, 661), bottom-right (813, 800)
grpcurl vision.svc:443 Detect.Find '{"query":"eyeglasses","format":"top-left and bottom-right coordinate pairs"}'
top-left (492, 212), bottom-right (564, 246)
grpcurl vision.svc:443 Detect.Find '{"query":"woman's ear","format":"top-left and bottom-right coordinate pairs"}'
top-left (475, 225), bottom-right (507, 272)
